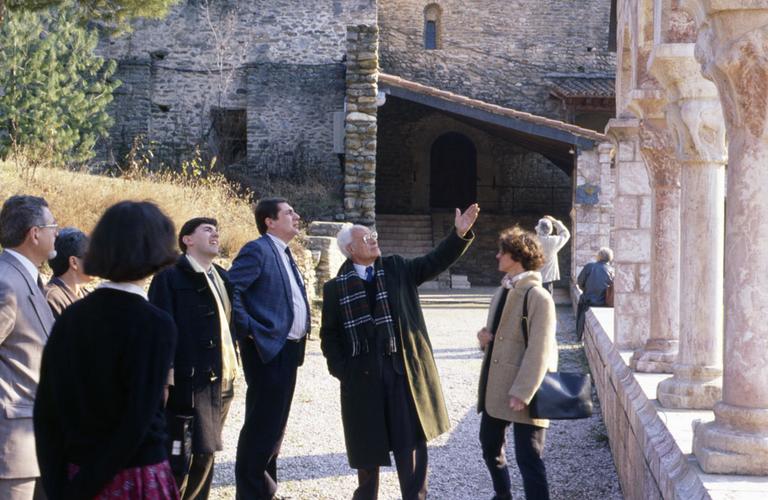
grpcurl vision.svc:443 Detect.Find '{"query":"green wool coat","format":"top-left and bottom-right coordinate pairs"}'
top-left (320, 230), bottom-right (473, 468)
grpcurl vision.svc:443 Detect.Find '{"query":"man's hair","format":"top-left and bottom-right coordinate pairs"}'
top-left (535, 218), bottom-right (553, 236)
top-left (178, 217), bottom-right (218, 253)
top-left (0, 195), bottom-right (49, 248)
top-left (254, 197), bottom-right (288, 235)
top-left (84, 201), bottom-right (178, 282)
top-left (597, 247), bottom-right (614, 263)
top-left (336, 223), bottom-right (366, 259)
top-left (49, 228), bottom-right (89, 277)
top-left (499, 226), bottom-right (545, 271)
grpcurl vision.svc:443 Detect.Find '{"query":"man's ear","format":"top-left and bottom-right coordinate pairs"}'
top-left (69, 255), bottom-right (79, 271)
top-left (182, 234), bottom-right (194, 248)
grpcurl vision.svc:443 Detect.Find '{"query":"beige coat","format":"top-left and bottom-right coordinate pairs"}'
top-left (480, 272), bottom-right (558, 428)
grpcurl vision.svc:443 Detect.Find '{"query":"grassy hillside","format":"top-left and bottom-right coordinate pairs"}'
top-left (0, 161), bottom-right (258, 259)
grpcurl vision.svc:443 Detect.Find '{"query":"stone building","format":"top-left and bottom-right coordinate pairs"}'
top-left (99, 0), bottom-right (615, 286)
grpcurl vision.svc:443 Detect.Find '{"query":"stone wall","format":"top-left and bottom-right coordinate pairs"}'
top-left (607, 118), bottom-right (652, 350)
top-left (376, 97), bottom-right (572, 214)
top-left (378, 0), bottom-right (615, 118)
top-left (572, 142), bottom-right (615, 276)
top-left (98, 0), bottom-right (376, 171)
top-left (583, 308), bottom-right (709, 500)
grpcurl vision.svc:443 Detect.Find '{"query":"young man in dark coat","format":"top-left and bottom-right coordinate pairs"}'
top-left (320, 204), bottom-right (479, 500)
top-left (148, 217), bottom-right (238, 499)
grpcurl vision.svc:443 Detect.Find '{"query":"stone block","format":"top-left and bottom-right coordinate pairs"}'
top-left (614, 229), bottom-right (651, 263)
top-left (614, 197), bottom-right (639, 229)
top-left (618, 141), bottom-right (636, 162)
top-left (615, 292), bottom-right (649, 316)
top-left (638, 264), bottom-right (651, 293)
top-left (618, 161), bottom-right (652, 196)
top-left (639, 195), bottom-right (652, 229)
top-left (615, 264), bottom-right (637, 293)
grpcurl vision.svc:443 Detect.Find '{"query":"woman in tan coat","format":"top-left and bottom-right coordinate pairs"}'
top-left (476, 226), bottom-right (558, 500)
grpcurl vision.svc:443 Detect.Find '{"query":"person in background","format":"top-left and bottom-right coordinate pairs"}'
top-left (34, 201), bottom-right (179, 499)
top-left (149, 217), bottom-right (237, 499)
top-left (476, 226), bottom-right (558, 500)
top-left (0, 195), bottom-right (57, 500)
top-left (534, 215), bottom-right (570, 294)
top-left (575, 247), bottom-right (614, 341)
top-left (45, 227), bottom-right (91, 319)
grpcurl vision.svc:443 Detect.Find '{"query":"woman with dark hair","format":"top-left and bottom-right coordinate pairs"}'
top-left (45, 227), bottom-right (92, 319)
top-left (476, 226), bottom-right (558, 500)
top-left (34, 201), bottom-right (180, 500)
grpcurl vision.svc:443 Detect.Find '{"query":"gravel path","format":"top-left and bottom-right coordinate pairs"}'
top-left (209, 291), bottom-right (622, 499)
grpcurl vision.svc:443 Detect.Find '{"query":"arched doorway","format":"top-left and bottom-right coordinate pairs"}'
top-left (429, 132), bottom-right (477, 210)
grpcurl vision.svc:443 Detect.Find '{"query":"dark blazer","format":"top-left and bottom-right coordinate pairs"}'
top-left (320, 230), bottom-right (473, 468)
top-left (0, 250), bottom-right (54, 478)
top-left (148, 255), bottom-right (235, 453)
top-left (229, 235), bottom-right (308, 363)
top-left (34, 288), bottom-right (176, 499)
top-left (577, 261), bottom-right (614, 305)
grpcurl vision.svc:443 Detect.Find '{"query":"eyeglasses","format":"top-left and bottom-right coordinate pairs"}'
top-left (362, 231), bottom-right (378, 245)
top-left (36, 223), bottom-right (59, 231)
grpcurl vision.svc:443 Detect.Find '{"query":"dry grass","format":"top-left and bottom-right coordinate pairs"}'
top-left (0, 161), bottom-right (258, 259)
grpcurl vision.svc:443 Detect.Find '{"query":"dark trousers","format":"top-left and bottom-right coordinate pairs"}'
top-left (235, 339), bottom-right (302, 500)
top-left (479, 413), bottom-right (549, 500)
top-left (354, 355), bottom-right (427, 500)
top-left (177, 385), bottom-right (234, 499)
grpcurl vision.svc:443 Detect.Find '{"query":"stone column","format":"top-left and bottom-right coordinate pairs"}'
top-left (629, 115), bottom-right (681, 373)
top-left (606, 118), bottom-right (652, 350)
top-left (689, 2), bottom-right (768, 474)
top-left (344, 25), bottom-right (379, 225)
top-left (650, 43), bottom-right (725, 409)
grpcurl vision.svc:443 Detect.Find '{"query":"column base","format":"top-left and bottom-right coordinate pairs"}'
top-left (656, 363), bottom-right (722, 409)
top-left (693, 402), bottom-right (768, 474)
top-left (630, 339), bottom-right (678, 373)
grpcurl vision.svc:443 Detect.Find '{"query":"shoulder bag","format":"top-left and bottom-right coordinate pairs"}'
top-left (522, 287), bottom-right (593, 420)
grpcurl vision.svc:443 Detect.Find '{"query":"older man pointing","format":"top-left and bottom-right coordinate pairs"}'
top-left (320, 204), bottom-right (479, 500)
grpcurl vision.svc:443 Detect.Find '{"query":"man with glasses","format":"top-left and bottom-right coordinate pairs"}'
top-left (0, 195), bottom-right (57, 499)
top-left (320, 204), bottom-right (479, 500)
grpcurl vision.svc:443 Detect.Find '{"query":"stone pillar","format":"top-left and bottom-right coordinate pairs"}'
top-left (572, 142), bottom-right (615, 278)
top-left (606, 118), bottom-right (652, 350)
top-left (689, 2), bottom-right (768, 474)
top-left (344, 25), bottom-right (378, 225)
top-left (650, 43), bottom-right (725, 409)
top-left (629, 114), bottom-right (682, 373)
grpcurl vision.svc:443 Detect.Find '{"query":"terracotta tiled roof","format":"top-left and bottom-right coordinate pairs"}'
top-left (548, 76), bottom-right (615, 99)
top-left (378, 73), bottom-right (606, 142)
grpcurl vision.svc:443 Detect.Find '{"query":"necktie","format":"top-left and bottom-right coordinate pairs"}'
top-left (37, 276), bottom-right (46, 295)
top-left (284, 247), bottom-right (306, 292)
top-left (365, 266), bottom-right (374, 283)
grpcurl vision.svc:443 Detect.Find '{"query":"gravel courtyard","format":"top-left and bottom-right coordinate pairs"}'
top-left (209, 290), bottom-right (623, 499)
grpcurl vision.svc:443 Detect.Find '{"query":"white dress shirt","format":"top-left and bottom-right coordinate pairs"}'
top-left (266, 233), bottom-right (308, 340)
top-left (98, 281), bottom-right (148, 300)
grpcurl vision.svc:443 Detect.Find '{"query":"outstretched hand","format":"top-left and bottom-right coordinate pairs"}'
top-left (455, 203), bottom-right (480, 238)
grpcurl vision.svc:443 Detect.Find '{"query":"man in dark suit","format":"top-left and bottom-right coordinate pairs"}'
top-left (229, 198), bottom-right (310, 499)
top-left (0, 195), bottom-right (57, 500)
top-left (148, 217), bottom-right (237, 499)
top-left (320, 204), bottom-right (479, 500)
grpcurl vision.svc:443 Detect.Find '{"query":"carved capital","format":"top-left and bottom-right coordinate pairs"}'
top-left (696, 17), bottom-right (768, 140)
top-left (639, 121), bottom-right (682, 187)
top-left (667, 97), bottom-right (727, 163)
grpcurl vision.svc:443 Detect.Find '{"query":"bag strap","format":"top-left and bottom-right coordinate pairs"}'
top-left (521, 287), bottom-right (534, 348)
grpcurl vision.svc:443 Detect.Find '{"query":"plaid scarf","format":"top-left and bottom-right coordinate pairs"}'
top-left (335, 258), bottom-right (397, 357)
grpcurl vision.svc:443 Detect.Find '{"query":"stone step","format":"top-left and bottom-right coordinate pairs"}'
top-left (377, 226), bottom-right (433, 235)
